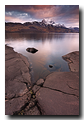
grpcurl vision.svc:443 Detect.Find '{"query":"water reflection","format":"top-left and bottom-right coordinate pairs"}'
top-left (5, 33), bottom-right (66, 41)
top-left (5, 33), bottom-right (79, 83)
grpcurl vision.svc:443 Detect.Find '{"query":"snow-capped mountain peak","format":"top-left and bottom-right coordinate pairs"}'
top-left (41, 19), bottom-right (66, 27)
top-left (42, 19), bottom-right (55, 25)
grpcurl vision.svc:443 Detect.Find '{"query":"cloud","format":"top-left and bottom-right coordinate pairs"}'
top-left (5, 5), bottom-right (52, 12)
top-left (5, 5), bottom-right (58, 19)
top-left (5, 5), bottom-right (79, 18)
top-left (5, 16), bottom-right (24, 23)
top-left (5, 5), bottom-right (79, 27)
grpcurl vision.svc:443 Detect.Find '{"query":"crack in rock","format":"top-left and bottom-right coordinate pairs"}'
top-left (43, 86), bottom-right (79, 99)
top-left (67, 82), bottom-right (78, 91)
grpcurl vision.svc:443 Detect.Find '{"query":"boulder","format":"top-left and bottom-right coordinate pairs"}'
top-left (26, 48), bottom-right (38, 53)
top-left (36, 79), bottom-right (44, 86)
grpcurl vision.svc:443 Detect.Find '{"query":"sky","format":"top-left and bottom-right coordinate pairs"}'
top-left (5, 5), bottom-right (79, 28)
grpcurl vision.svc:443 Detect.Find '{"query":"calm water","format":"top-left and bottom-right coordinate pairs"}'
top-left (5, 33), bottom-right (79, 83)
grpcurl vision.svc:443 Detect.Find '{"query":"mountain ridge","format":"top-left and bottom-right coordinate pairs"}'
top-left (5, 19), bottom-right (79, 33)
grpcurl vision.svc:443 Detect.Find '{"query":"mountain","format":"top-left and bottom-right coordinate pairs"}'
top-left (5, 19), bottom-right (79, 33)
top-left (69, 27), bottom-right (79, 33)
top-left (41, 19), bottom-right (55, 25)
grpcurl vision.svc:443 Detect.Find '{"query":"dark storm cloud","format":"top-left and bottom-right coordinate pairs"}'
top-left (5, 5), bottom-right (52, 11)
top-left (5, 5), bottom-right (79, 27)
top-left (56, 5), bottom-right (79, 16)
top-left (52, 5), bottom-right (79, 27)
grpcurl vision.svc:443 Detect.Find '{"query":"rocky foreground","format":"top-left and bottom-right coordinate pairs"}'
top-left (5, 45), bottom-right (79, 115)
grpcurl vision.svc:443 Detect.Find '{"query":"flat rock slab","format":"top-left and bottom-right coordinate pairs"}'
top-left (36, 71), bottom-right (79, 115)
top-left (36, 87), bottom-right (79, 115)
top-left (5, 45), bottom-right (31, 115)
top-left (43, 72), bottom-right (79, 97)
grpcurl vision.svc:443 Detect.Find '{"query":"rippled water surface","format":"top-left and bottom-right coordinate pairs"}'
top-left (5, 33), bottom-right (79, 83)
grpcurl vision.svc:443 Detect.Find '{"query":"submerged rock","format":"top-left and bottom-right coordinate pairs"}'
top-left (26, 47), bottom-right (38, 54)
top-left (49, 65), bottom-right (53, 68)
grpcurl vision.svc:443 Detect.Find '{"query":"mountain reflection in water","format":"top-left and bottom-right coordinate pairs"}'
top-left (5, 33), bottom-right (79, 83)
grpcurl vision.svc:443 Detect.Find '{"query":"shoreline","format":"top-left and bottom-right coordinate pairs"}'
top-left (5, 45), bottom-right (79, 115)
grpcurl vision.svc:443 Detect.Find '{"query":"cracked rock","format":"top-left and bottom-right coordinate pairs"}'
top-left (43, 72), bottom-right (79, 97)
top-left (5, 45), bottom-right (32, 115)
top-left (5, 80), bottom-right (28, 100)
top-left (36, 51), bottom-right (79, 115)
top-left (5, 94), bottom-right (28, 115)
top-left (36, 87), bottom-right (79, 115)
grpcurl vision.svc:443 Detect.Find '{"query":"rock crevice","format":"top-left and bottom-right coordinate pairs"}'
top-left (42, 86), bottom-right (79, 98)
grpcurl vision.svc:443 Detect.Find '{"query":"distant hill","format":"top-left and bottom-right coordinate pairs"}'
top-left (5, 19), bottom-right (79, 33)
top-left (69, 27), bottom-right (79, 33)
